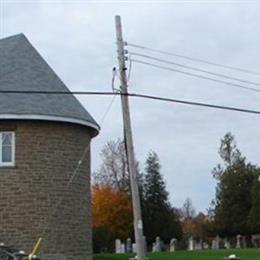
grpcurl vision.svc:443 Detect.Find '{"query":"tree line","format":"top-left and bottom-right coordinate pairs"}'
top-left (92, 139), bottom-right (182, 252)
top-left (92, 133), bottom-right (260, 252)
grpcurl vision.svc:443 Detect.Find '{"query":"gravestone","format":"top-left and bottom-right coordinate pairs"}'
top-left (126, 238), bottom-right (132, 253)
top-left (121, 243), bottom-right (125, 253)
top-left (188, 237), bottom-right (194, 251)
top-left (170, 238), bottom-right (177, 252)
top-left (215, 235), bottom-right (220, 249)
top-left (115, 239), bottom-right (121, 254)
top-left (211, 239), bottom-right (216, 249)
top-left (224, 238), bottom-right (231, 249)
top-left (194, 240), bottom-right (202, 250)
top-left (203, 242), bottom-right (209, 249)
top-left (251, 234), bottom-right (260, 248)
top-left (154, 236), bottom-right (162, 252)
top-left (236, 234), bottom-right (242, 249)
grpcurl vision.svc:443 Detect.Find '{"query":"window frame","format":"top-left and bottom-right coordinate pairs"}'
top-left (0, 131), bottom-right (15, 167)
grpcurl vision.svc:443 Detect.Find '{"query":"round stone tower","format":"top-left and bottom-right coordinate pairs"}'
top-left (0, 34), bottom-right (99, 260)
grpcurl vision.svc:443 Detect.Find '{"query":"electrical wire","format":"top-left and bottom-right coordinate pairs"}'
top-left (39, 145), bottom-right (91, 239)
top-left (99, 94), bottom-right (118, 125)
top-left (125, 92), bottom-right (260, 115)
top-left (127, 42), bottom-right (260, 76)
top-left (129, 52), bottom-right (260, 87)
top-left (1, 90), bottom-right (260, 115)
top-left (130, 59), bottom-right (260, 94)
top-left (3, 89), bottom-right (260, 241)
top-left (127, 56), bottom-right (133, 83)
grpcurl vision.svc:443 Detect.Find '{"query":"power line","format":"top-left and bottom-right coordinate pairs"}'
top-left (40, 142), bottom-right (91, 239)
top-left (99, 94), bottom-right (117, 125)
top-left (129, 52), bottom-right (260, 87)
top-left (130, 59), bottom-right (260, 94)
top-left (1, 90), bottom-right (260, 115)
top-left (127, 42), bottom-right (260, 76)
top-left (0, 90), bottom-right (113, 95)
top-left (127, 92), bottom-right (260, 115)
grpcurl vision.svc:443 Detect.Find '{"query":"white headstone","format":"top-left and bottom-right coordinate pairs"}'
top-left (121, 243), bottom-right (125, 253)
top-left (115, 239), bottom-right (121, 254)
top-left (236, 234), bottom-right (242, 249)
top-left (154, 236), bottom-right (162, 252)
top-left (188, 237), bottom-right (194, 251)
top-left (224, 238), bottom-right (231, 249)
top-left (170, 238), bottom-right (177, 252)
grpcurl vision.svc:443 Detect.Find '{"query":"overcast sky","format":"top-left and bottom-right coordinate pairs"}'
top-left (1, 0), bottom-right (260, 212)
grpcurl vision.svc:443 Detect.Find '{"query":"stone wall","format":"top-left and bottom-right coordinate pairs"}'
top-left (0, 120), bottom-right (92, 260)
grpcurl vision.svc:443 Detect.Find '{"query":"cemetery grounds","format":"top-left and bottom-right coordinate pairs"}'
top-left (94, 249), bottom-right (260, 260)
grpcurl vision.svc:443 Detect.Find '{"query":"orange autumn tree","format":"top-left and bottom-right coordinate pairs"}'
top-left (92, 185), bottom-right (133, 252)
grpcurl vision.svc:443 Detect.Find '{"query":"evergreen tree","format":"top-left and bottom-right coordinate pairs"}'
top-left (248, 173), bottom-right (260, 233)
top-left (142, 151), bottom-right (182, 244)
top-left (212, 133), bottom-right (258, 236)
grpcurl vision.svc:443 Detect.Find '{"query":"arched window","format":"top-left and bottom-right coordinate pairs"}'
top-left (0, 132), bottom-right (15, 167)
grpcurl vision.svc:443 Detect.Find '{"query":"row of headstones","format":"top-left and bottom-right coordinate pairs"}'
top-left (115, 237), bottom-right (177, 253)
top-left (115, 234), bottom-right (255, 253)
top-left (115, 238), bottom-right (136, 254)
top-left (153, 237), bottom-right (177, 252)
top-left (189, 234), bottom-right (248, 251)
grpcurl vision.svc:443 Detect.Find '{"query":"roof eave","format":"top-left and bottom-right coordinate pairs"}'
top-left (0, 114), bottom-right (100, 137)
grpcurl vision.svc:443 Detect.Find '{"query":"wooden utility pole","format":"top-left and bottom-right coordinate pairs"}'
top-left (115, 15), bottom-right (146, 260)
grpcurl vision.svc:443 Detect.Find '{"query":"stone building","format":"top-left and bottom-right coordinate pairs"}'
top-left (0, 34), bottom-right (99, 259)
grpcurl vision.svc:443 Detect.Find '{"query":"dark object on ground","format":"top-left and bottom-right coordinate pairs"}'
top-left (0, 243), bottom-right (17, 260)
top-left (0, 243), bottom-right (40, 260)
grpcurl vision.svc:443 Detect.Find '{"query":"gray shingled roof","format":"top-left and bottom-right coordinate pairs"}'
top-left (0, 34), bottom-right (99, 136)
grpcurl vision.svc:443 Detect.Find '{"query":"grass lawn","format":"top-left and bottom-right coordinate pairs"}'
top-left (94, 249), bottom-right (260, 260)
